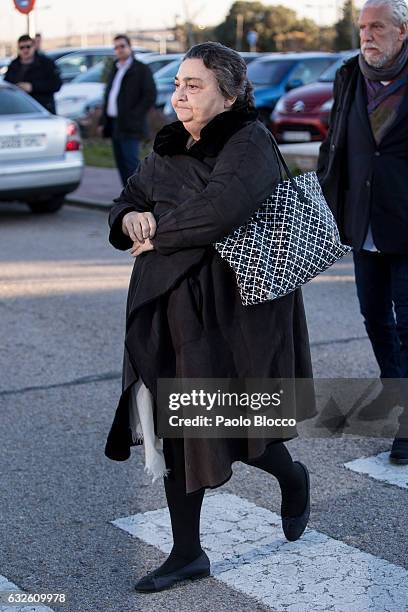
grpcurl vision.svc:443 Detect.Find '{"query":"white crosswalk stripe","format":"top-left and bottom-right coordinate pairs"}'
top-left (0, 575), bottom-right (54, 612)
top-left (112, 492), bottom-right (408, 611)
top-left (344, 452), bottom-right (408, 489)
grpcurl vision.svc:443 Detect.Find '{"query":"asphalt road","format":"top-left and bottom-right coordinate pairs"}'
top-left (0, 202), bottom-right (407, 612)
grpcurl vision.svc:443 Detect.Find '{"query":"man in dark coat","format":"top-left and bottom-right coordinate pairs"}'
top-left (98, 34), bottom-right (157, 186)
top-left (4, 34), bottom-right (61, 114)
top-left (317, 0), bottom-right (408, 463)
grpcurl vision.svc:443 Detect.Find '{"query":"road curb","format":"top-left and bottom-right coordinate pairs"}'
top-left (64, 196), bottom-right (112, 212)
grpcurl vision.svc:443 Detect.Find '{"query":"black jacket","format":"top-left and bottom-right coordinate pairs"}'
top-left (317, 55), bottom-right (408, 253)
top-left (100, 58), bottom-right (156, 139)
top-left (4, 52), bottom-right (62, 114)
top-left (104, 110), bottom-right (315, 493)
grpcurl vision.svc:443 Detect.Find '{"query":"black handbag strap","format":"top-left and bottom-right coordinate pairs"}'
top-left (268, 132), bottom-right (308, 205)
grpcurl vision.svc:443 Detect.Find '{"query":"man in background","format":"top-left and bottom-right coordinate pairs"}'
top-left (317, 0), bottom-right (408, 463)
top-left (34, 33), bottom-right (42, 53)
top-left (98, 34), bottom-right (156, 186)
top-left (4, 34), bottom-right (61, 114)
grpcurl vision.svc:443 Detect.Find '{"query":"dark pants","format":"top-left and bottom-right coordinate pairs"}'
top-left (353, 249), bottom-right (408, 433)
top-left (111, 135), bottom-right (140, 186)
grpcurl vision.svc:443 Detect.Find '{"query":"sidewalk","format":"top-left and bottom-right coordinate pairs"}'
top-left (65, 166), bottom-right (122, 210)
top-left (66, 143), bottom-right (321, 211)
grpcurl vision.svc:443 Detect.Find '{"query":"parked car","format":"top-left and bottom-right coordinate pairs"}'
top-left (161, 52), bottom-right (262, 123)
top-left (56, 53), bottom-right (184, 122)
top-left (246, 52), bottom-right (341, 125)
top-left (0, 82), bottom-right (83, 213)
top-left (0, 58), bottom-right (11, 80)
top-left (51, 46), bottom-right (149, 83)
top-left (153, 58), bottom-right (184, 110)
top-left (270, 51), bottom-right (358, 143)
top-left (55, 63), bottom-right (105, 120)
top-left (139, 52), bottom-right (184, 75)
top-left (46, 47), bottom-right (86, 62)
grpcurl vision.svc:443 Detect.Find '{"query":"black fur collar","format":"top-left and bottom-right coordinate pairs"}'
top-left (153, 109), bottom-right (259, 159)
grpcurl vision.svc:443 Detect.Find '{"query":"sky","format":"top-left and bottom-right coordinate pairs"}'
top-left (0, 0), bottom-right (366, 43)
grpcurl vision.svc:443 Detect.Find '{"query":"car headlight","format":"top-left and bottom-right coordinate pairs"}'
top-left (273, 97), bottom-right (286, 114)
top-left (319, 99), bottom-right (333, 113)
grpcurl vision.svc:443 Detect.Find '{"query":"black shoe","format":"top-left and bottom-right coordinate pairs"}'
top-left (390, 438), bottom-right (408, 465)
top-left (134, 550), bottom-right (210, 593)
top-left (281, 461), bottom-right (310, 542)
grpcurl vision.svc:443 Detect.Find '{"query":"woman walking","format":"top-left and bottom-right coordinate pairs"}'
top-left (105, 42), bottom-right (314, 593)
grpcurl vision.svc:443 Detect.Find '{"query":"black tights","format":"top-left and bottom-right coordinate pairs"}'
top-left (151, 438), bottom-right (306, 577)
top-left (151, 438), bottom-right (205, 576)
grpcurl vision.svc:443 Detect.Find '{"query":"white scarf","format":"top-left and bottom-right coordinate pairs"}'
top-left (128, 379), bottom-right (170, 482)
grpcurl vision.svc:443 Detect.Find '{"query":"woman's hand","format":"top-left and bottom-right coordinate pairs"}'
top-left (122, 212), bottom-right (157, 243)
top-left (130, 238), bottom-right (155, 257)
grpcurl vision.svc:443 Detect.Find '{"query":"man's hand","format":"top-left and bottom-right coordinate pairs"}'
top-left (17, 82), bottom-right (33, 93)
top-left (130, 238), bottom-right (154, 257)
top-left (122, 211), bottom-right (157, 243)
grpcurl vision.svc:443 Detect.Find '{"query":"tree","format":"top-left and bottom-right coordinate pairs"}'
top-left (213, 1), bottom-right (321, 52)
top-left (335, 0), bottom-right (359, 51)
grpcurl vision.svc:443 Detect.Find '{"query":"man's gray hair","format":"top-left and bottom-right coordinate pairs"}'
top-left (362, 0), bottom-right (408, 26)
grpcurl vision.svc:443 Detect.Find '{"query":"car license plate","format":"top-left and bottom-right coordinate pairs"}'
top-left (0, 134), bottom-right (46, 150)
top-left (282, 131), bottom-right (312, 142)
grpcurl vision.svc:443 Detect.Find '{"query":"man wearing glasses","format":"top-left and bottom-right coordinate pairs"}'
top-left (98, 34), bottom-right (157, 186)
top-left (4, 34), bottom-right (62, 114)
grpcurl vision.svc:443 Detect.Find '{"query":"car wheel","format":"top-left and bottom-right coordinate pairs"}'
top-left (27, 195), bottom-right (65, 214)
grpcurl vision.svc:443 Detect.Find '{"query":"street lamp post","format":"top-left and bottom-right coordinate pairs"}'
top-left (236, 13), bottom-right (244, 51)
top-left (350, 0), bottom-right (359, 49)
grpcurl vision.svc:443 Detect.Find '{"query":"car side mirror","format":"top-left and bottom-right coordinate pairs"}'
top-left (285, 78), bottom-right (304, 92)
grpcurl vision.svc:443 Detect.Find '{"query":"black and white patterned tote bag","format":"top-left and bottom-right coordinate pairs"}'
top-left (214, 137), bottom-right (351, 306)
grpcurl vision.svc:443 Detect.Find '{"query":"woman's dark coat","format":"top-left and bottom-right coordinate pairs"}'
top-left (105, 109), bottom-right (315, 494)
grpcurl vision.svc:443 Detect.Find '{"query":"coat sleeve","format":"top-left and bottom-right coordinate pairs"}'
top-left (131, 64), bottom-right (157, 117)
top-left (31, 57), bottom-right (62, 95)
top-left (150, 123), bottom-right (281, 255)
top-left (316, 72), bottom-right (339, 183)
top-left (98, 68), bottom-right (114, 128)
top-left (108, 153), bottom-right (155, 250)
top-left (3, 60), bottom-right (17, 84)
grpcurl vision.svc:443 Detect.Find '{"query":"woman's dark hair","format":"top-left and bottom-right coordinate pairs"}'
top-left (183, 42), bottom-right (255, 112)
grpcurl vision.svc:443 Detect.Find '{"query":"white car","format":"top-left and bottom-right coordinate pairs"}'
top-left (0, 57), bottom-right (11, 80)
top-left (55, 68), bottom-right (104, 120)
top-left (0, 82), bottom-right (83, 213)
top-left (55, 53), bottom-right (184, 120)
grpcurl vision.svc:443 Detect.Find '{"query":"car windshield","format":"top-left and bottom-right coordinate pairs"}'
top-left (46, 49), bottom-right (75, 61)
top-left (154, 60), bottom-right (181, 83)
top-left (247, 59), bottom-right (295, 86)
top-left (146, 58), bottom-right (177, 74)
top-left (318, 53), bottom-right (358, 82)
top-left (0, 87), bottom-right (45, 115)
top-left (73, 62), bottom-right (104, 83)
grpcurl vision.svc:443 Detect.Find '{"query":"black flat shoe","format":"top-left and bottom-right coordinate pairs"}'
top-left (281, 461), bottom-right (310, 542)
top-left (134, 550), bottom-right (211, 593)
top-left (390, 438), bottom-right (408, 464)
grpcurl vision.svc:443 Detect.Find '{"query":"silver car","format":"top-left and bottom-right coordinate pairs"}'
top-left (0, 82), bottom-right (83, 213)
